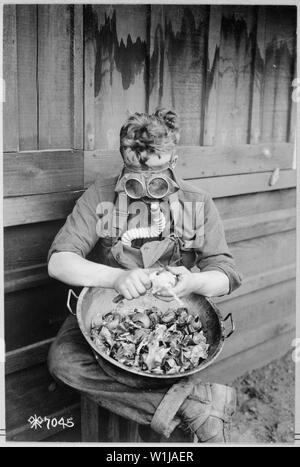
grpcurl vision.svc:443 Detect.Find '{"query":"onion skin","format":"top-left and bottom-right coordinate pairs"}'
top-left (131, 312), bottom-right (151, 328)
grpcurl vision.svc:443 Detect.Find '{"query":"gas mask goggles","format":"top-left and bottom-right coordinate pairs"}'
top-left (115, 169), bottom-right (179, 200)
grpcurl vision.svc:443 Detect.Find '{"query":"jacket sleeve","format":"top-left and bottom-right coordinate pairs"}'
top-left (47, 182), bottom-right (101, 263)
top-left (195, 193), bottom-right (243, 294)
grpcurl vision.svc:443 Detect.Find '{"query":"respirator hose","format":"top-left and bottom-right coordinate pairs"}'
top-left (121, 203), bottom-right (166, 247)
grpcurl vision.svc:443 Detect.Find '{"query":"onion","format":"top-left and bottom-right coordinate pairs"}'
top-left (131, 312), bottom-right (151, 328)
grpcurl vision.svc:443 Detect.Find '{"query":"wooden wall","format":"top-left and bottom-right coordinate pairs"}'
top-left (3, 4), bottom-right (296, 442)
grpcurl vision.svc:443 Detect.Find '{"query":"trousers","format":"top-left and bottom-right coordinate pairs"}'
top-left (48, 315), bottom-right (196, 438)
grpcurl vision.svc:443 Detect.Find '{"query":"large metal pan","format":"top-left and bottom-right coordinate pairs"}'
top-left (67, 287), bottom-right (235, 388)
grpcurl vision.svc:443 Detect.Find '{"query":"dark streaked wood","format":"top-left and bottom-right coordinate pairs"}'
top-left (203, 6), bottom-right (256, 145)
top-left (84, 4), bottom-right (148, 151)
top-left (148, 5), bottom-right (209, 145)
top-left (73, 5), bottom-right (84, 149)
top-left (4, 150), bottom-right (83, 197)
top-left (250, 6), bottom-right (296, 143)
top-left (38, 5), bottom-right (73, 149)
top-left (16, 5), bottom-right (38, 150)
top-left (6, 338), bottom-right (53, 375)
top-left (3, 4), bottom-right (19, 151)
top-left (83, 143), bottom-right (295, 186)
top-left (289, 65), bottom-right (297, 143)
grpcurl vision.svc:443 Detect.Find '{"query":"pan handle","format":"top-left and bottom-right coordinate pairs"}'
top-left (112, 294), bottom-right (124, 304)
top-left (223, 313), bottom-right (235, 338)
top-left (67, 289), bottom-right (79, 316)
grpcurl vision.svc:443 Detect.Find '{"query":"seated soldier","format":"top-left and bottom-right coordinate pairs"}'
top-left (47, 109), bottom-right (242, 443)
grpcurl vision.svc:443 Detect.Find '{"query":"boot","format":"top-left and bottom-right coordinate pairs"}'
top-left (178, 382), bottom-right (237, 443)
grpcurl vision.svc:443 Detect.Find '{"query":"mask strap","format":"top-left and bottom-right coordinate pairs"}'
top-left (168, 191), bottom-right (182, 238)
top-left (113, 192), bottom-right (128, 236)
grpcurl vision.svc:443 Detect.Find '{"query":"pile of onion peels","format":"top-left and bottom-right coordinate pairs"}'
top-left (90, 305), bottom-right (209, 375)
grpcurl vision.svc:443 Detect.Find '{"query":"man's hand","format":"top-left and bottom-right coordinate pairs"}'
top-left (157, 266), bottom-right (230, 298)
top-left (156, 266), bottom-right (196, 298)
top-left (113, 268), bottom-right (152, 300)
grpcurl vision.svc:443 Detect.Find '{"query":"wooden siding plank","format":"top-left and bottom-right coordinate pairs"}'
top-left (4, 220), bottom-right (64, 271)
top-left (203, 6), bottom-right (256, 145)
top-left (38, 5), bottom-right (73, 149)
top-left (221, 313), bottom-right (295, 364)
top-left (5, 264), bottom-right (51, 294)
top-left (4, 170), bottom-right (296, 227)
top-left (289, 59), bottom-right (297, 143)
top-left (16, 5), bottom-right (38, 150)
top-left (250, 6), bottom-right (296, 143)
top-left (148, 5), bottom-right (209, 145)
top-left (203, 5), bottom-right (222, 145)
top-left (230, 229), bottom-right (296, 278)
top-left (84, 4), bottom-right (148, 151)
top-left (191, 169), bottom-right (296, 198)
top-left (4, 150), bottom-right (83, 197)
top-left (216, 263), bottom-right (296, 304)
top-left (224, 207), bottom-right (296, 244)
top-left (83, 142), bottom-right (294, 186)
top-left (6, 338), bottom-right (53, 375)
top-left (73, 5), bottom-right (84, 149)
top-left (214, 188), bottom-right (296, 220)
top-left (200, 329), bottom-right (294, 383)
top-left (217, 279), bottom-right (295, 361)
top-left (3, 4), bottom-right (19, 151)
top-left (83, 5), bottom-right (95, 151)
top-left (4, 191), bottom-right (83, 227)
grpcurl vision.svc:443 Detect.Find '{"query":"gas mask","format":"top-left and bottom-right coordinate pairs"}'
top-left (115, 168), bottom-right (179, 200)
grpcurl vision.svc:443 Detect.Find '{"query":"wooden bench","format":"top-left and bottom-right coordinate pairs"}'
top-left (81, 396), bottom-right (194, 443)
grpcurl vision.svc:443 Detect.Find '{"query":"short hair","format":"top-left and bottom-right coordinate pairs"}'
top-left (120, 108), bottom-right (180, 164)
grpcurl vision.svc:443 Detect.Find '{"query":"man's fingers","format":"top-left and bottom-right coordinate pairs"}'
top-left (168, 278), bottom-right (187, 297)
top-left (121, 288), bottom-right (133, 300)
top-left (133, 278), bottom-right (147, 295)
top-left (127, 283), bottom-right (140, 299)
top-left (138, 271), bottom-right (152, 288)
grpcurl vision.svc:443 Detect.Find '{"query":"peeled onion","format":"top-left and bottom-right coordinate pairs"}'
top-left (150, 270), bottom-right (177, 295)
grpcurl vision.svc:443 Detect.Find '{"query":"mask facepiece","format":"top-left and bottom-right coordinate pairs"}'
top-left (115, 170), bottom-right (179, 200)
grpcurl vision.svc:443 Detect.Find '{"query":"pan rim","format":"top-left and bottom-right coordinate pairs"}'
top-left (76, 286), bottom-right (226, 379)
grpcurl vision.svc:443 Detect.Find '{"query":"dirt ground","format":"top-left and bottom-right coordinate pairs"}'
top-left (230, 351), bottom-right (295, 444)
